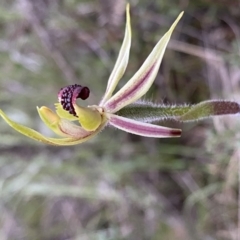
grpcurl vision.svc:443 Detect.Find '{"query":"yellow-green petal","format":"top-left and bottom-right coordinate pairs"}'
top-left (74, 105), bottom-right (102, 131)
top-left (37, 106), bottom-right (68, 137)
top-left (100, 3), bottom-right (131, 105)
top-left (37, 106), bottom-right (91, 138)
top-left (55, 103), bottom-right (102, 131)
top-left (55, 103), bottom-right (78, 121)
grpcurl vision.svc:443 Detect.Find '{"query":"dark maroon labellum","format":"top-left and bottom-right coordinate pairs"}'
top-left (58, 84), bottom-right (90, 117)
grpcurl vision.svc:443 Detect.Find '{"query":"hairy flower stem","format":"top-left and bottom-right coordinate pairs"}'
top-left (116, 102), bottom-right (191, 122)
top-left (117, 100), bottom-right (240, 123)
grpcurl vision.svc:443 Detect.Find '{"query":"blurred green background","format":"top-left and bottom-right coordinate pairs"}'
top-left (0, 0), bottom-right (240, 239)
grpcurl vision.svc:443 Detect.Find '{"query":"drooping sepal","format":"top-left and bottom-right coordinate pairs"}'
top-left (0, 109), bottom-right (95, 146)
top-left (104, 12), bottom-right (184, 113)
top-left (107, 113), bottom-right (181, 138)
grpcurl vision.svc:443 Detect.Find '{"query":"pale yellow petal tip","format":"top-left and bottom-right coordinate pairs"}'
top-left (37, 106), bottom-right (60, 124)
top-left (179, 11), bottom-right (184, 17)
top-left (126, 3), bottom-right (131, 29)
top-left (165, 11), bottom-right (184, 35)
top-left (172, 11), bottom-right (184, 28)
top-left (126, 3), bottom-right (130, 23)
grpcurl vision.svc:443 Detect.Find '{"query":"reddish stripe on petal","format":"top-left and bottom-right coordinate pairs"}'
top-left (105, 63), bottom-right (156, 112)
top-left (108, 114), bottom-right (181, 138)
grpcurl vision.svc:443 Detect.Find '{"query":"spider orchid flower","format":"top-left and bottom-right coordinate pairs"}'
top-left (0, 5), bottom-right (183, 146)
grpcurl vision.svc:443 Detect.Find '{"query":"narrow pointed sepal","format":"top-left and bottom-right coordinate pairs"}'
top-left (107, 113), bottom-right (181, 138)
top-left (100, 3), bottom-right (132, 105)
top-left (104, 12), bottom-right (184, 113)
top-left (0, 109), bottom-right (96, 146)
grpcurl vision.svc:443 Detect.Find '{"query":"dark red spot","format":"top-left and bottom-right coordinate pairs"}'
top-left (58, 84), bottom-right (90, 117)
top-left (80, 87), bottom-right (90, 100)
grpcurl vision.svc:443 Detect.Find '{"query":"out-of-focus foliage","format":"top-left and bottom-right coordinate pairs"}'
top-left (0, 0), bottom-right (240, 239)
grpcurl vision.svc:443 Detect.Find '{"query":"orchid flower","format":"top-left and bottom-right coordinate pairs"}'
top-left (0, 5), bottom-right (184, 146)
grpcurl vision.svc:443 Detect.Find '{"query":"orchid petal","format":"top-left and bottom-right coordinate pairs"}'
top-left (107, 113), bottom-right (181, 138)
top-left (56, 99), bottom-right (102, 131)
top-left (0, 109), bottom-right (97, 146)
top-left (104, 12), bottom-right (184, 113)
top-left (100, 3), bottom-right (131, 105)
top-left (37, 106), bottom-right (69, 137)
top-left (55, 103), bottom-right (78, 121)
top-left (37, 106), bottom-right (90, 138)
top-left (74, 105), bottom-right (102, 131)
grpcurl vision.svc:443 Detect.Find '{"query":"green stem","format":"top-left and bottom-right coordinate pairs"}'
top-left (116, 100), bottom-right (240, 123)
top-left (116, 101), bottom-right (192, 122)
